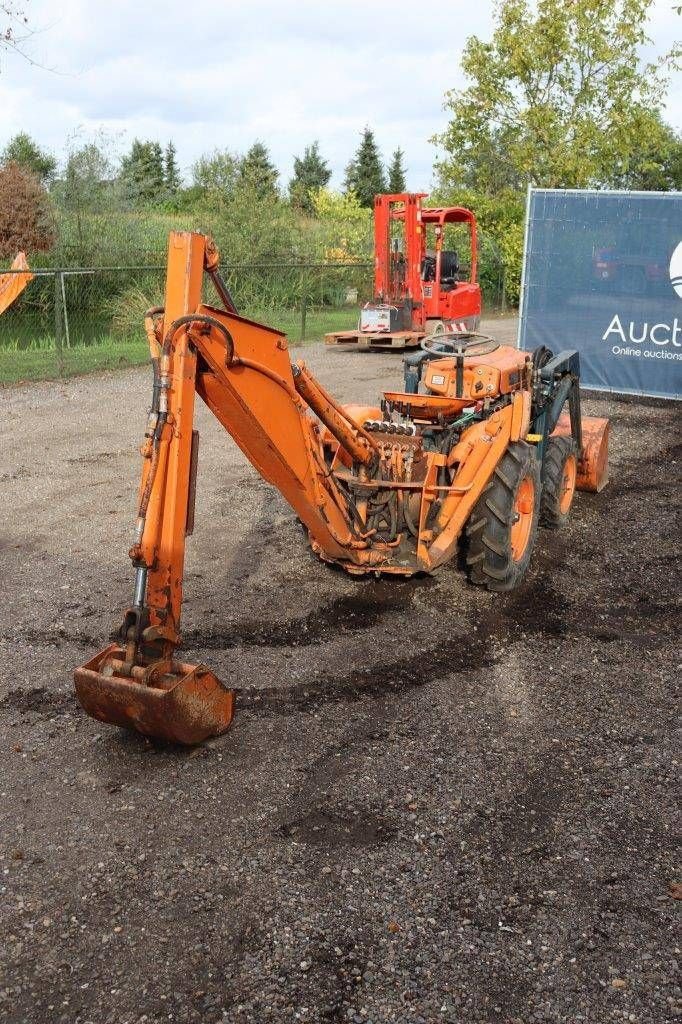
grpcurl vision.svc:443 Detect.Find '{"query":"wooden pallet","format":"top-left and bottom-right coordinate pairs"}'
top-left (324, 330), bottom-right (423, 350)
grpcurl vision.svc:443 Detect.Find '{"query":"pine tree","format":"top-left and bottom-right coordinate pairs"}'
top-left (164, 141), bottom-right (181, 194)
top-left (119, 139), bottom-right (165, 204)
top-left (343, 127), bottom-right (386, 207)
top-left (387, 148), bottom-right (407, 193)
top-left (288, 141), bottom-right (331, 214)
top-left (237, 142), bottom-right (279, 198)
top-left (150, 142), bottom-right (164, 191)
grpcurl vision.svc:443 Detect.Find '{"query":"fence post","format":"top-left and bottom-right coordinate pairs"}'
top-left (54, 272), bottom-right (65, 377)
top-left (300, 290), bottom-right (307, 342)
top-left (500, 265), bottom-right (507, 313)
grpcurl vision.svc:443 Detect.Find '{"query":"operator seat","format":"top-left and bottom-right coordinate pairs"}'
top-left (420, 250), bottom-right (460, 291)
top-left (439, 250), bottom-right (459, 291)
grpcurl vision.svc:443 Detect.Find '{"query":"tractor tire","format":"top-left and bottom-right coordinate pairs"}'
top-left (464, 441), bottom-right (541, 592)
top-left (540, 436), bottom-right (578, 529)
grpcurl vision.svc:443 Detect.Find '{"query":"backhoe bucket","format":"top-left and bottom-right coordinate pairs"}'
top-left (74, 644), bottom-right (234, 745)
top-left (553, 414), bottom-right (609, 492)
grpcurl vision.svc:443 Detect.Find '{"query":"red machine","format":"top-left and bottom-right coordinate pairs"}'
top-left (326, 193), bottom-right (481, 350)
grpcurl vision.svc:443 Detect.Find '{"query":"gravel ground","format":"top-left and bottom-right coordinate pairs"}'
top-left (0, 316), bottom-right (680, 1024)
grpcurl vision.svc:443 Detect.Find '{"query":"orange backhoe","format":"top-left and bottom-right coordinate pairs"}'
top-left (74, 231), bottom-right (609, 745)
top-left (0, 253), bottom-right (33, 316)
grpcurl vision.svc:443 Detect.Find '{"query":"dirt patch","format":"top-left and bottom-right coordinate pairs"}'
top-left (0, 326), bottom-right (679, 1024)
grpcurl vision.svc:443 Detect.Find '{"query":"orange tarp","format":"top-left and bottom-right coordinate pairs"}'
top-left (0, 252), bottom-right (33, 315)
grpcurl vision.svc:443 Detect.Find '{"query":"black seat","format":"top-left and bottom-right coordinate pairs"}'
top-left (440, 250), bottom-right (459, 291)
top-left (420, 250), bottom-right (459, 290)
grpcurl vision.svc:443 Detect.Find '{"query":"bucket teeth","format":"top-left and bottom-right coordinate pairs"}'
top-left (74, 643), bottom-right (234, 745)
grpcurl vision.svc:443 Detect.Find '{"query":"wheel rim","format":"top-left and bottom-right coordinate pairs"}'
top-left (559, 454), bottom-right (577, 514)
top-left (511, 475), bottom-right (535, 561)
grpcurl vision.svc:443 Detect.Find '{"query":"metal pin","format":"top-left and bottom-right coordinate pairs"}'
top-left (133, 566), bottom-right (148, 608)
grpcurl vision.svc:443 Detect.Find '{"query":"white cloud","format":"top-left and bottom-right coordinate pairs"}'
top-left (0, 0), bottom-right (678, 191)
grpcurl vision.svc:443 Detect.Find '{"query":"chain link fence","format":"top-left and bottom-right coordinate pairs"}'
top-left (0, 259), bottom-right (508, 385)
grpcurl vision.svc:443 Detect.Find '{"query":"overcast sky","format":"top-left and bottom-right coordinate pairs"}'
top-left (0, 0), bottom-right (680, 191)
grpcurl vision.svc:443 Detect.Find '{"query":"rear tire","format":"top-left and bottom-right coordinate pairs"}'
top-left (465, 442), bottom-right (541, 592)
top-left (540, 436), bottom-right (578, 529)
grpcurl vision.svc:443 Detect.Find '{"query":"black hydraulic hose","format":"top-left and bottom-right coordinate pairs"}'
top-left (388, 491), bottom-right (397, 540)
top-left (150, 357), bottom-right (161, 414)
top-left (455, 352), bottom-right (464, 397)
top-left (161, 313), bottom-right (235, 363)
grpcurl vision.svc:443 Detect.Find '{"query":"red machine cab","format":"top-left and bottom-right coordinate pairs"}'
top-left (326, 192), bottom-right (482, 350)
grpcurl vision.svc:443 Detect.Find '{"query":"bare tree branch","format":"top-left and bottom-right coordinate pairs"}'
top-left (1, 3), bottom-right (30, 50)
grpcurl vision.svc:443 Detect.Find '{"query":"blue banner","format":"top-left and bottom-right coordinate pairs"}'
top-left (518, 189), bottom-right (682, 400)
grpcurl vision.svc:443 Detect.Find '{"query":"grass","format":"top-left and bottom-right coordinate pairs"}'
top-left (0, 307), bottom-right (361, 385)
top-left (249, 306), bottom-right (358, 340)
top-left (0, 338), bottom-right (150, 384)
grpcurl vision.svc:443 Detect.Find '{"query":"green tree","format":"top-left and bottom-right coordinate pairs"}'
top-left (288, 141), bottom-right (331, 213)
top-left (387, 148), bottom-right (407, 193)
top-left (312, 188), bottom-right (373, 261)
top-left (119, 139), bottom-right (165, 204)
top-left (344, 127), bottom-right (386, 207)
top-left (60, 141), bottom-right (114, 209)
top-left (435, 0), bottom-right (680, 192)
top-left (191, 148), bottom-right (240, 195)
top-left (1, 132), bottom-right (56, 185)
top-left (611, 113), bottom-right (682, 191)
top-left (237, 142), bottom-right (279, 199)
top-left (52, 139), bottom-right (120, 261)
top-left (164, 141), bottom-right (181, 194)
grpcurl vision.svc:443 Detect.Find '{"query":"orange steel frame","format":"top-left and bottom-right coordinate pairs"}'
top-left (74, 231), bottom-right (608, 745)
top-left (138, 236), bottom-right (520, 635)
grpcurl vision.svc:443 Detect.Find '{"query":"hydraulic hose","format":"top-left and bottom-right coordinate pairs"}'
top-left (144, 305), bottom-right (164, 360)
top-left (161, 313), bottom-right (235, 363)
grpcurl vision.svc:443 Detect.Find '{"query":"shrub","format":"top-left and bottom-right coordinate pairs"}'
top-left (0, 162), bottom-right (56, 258)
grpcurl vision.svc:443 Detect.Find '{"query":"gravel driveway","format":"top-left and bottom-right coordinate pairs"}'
top-left (0, 317), bottom-right (679, 1023)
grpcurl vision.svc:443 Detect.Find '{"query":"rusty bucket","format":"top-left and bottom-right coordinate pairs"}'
top-left (553, 414), bottom-right (609, 493)
top-left (74, 644), bottom-right (234, 745)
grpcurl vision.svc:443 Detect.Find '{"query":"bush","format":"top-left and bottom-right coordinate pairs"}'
top-left (106, 283), bottom-right (164, 341)
top-left (0, 162), bottom-right (56, 258)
